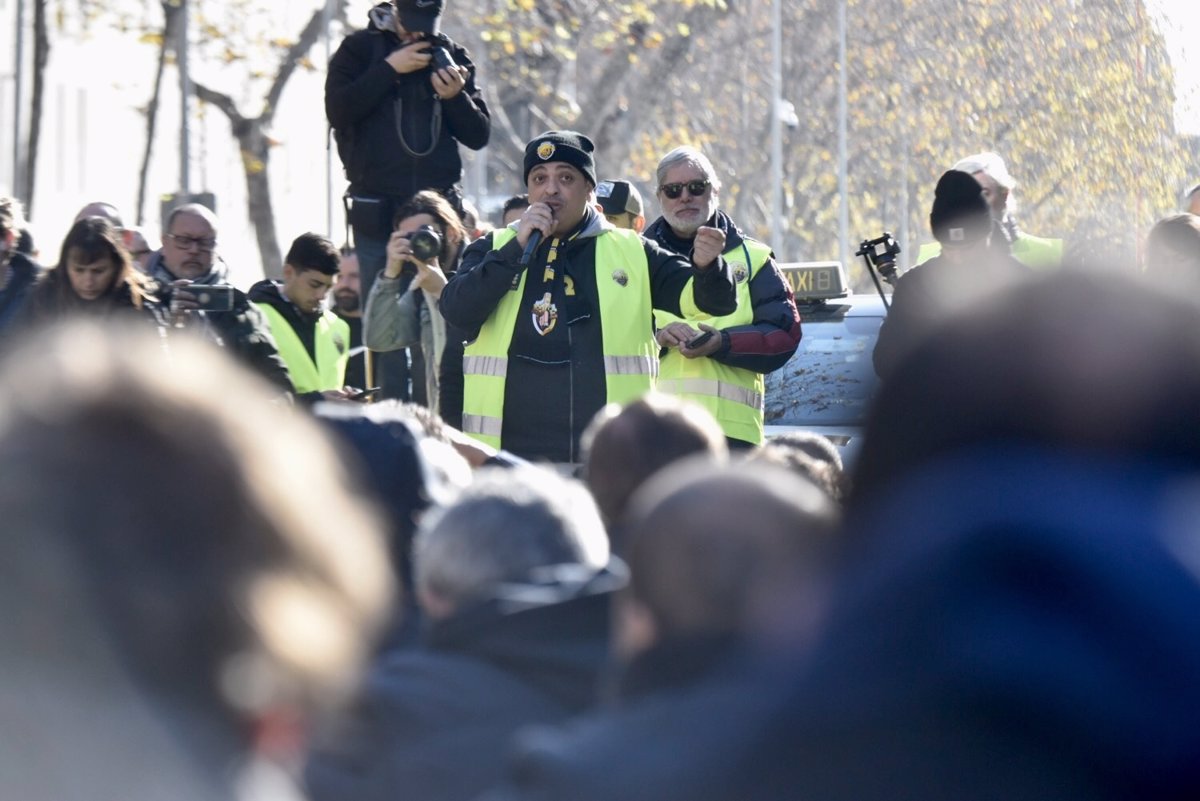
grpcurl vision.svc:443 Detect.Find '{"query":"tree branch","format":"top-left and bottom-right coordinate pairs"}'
top-left (192, 81), bottom-right (246, 132)
top-left (263, 0), bottom-right (347, 120)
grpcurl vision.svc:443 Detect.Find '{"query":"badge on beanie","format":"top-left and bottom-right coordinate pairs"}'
top-left (532, 291), bottom-right (558, 336)
top-left (537, 142), bottom-right (555, 161)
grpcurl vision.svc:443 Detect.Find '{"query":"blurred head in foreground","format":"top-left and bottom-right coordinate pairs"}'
top-left (0, 321), bottom-right (393, 800)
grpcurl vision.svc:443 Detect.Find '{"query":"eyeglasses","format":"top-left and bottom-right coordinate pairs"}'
top-left (658, 179), bottom-right (711, 200)
top-left (165, 233), bottom-right (217, 252)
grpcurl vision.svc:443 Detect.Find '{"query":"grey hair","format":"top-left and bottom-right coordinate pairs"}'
top-left (414, 466), bottom-right (610, 611)
top-left (165, 202), bottom-right (219, 235)
top-left (655, 146), bottom-right (722, 194)
top-left (951, 152), bottom-right (1016, 191)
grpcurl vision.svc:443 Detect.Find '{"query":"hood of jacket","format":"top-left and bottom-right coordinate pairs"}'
top-left (425, 565), bottom-right (625, 710)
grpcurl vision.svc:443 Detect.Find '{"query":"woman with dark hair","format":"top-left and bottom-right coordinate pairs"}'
top-left (25, 217), bottom-right (164, 324)
top-left (363, 190), bottom-right (467, 417)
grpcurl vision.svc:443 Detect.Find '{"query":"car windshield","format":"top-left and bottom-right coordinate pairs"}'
top-left (765, 304), bottom-right (883, 427)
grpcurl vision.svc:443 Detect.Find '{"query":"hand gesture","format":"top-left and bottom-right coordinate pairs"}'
top-left (385, 40), bottom-right (432, 75)
top-left (655, 321), bottom-right (698, 349)
top-left (678, 323), bottom-right (722, 359)
top-left (691, 226), bottom-right (726, 270)
top-left (432, 65), bottom-right (467, 100)
top-left (517, 202), bottom-right (555, 251)
top-left (413, 259), bottom-right (448, 299)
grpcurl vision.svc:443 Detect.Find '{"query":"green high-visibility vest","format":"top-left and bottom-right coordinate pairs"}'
top-left (915, 231), bottom-right (1063, 269)
top-left (461, 227), bottom-right (670, 448)
top-left (654, 238), bottom-right (772, 445)
top-left (254, 303), bottom-right (350, 394)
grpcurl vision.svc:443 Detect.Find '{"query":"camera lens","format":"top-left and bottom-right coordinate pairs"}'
top-left (409, 226), bottom-right (442, 261)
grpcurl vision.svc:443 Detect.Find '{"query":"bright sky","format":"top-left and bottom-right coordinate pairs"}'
top-left (1150, 0), bottom-right (1200, 134)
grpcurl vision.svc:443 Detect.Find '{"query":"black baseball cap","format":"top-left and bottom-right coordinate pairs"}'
top-left (596, 180), bottom-right (643, 217)
top-left (394, 0), bottom-right (443, 35)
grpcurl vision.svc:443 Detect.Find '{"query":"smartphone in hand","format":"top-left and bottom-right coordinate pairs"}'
top-left (686, 330), bottom-right (715, 349)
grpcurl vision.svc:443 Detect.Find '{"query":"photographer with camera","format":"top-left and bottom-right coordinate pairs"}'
top-left (326, 0), bottom-right (489, 402)
top-left (363, 191), bottom-right (467, 418)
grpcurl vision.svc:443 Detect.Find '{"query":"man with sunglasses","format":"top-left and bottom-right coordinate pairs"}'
top-left (440, 130), bottom-right (736, 465)
top-left (146, 203), bottom-right (292, 395)
top-left (647, 146), bottom-right (802, 449)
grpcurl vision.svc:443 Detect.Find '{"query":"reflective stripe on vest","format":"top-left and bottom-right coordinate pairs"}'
top-left (461, 227), bottom-right (657, 449)
top-left (654, 238), bottom-right (772, 445)
top-left (254, 302), bottom-right (350, 394)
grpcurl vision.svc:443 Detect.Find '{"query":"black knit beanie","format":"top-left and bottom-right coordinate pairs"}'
top-left (930, 170), bottom-right (991, 246)
top-left (523, 131), bottom-right (597, 187)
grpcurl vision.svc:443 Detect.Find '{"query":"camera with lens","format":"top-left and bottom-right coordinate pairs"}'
top-left (855, 232), bottom-right (901, 284)
top-left (406, 225), bottom-right (443, 262)
top-left (424, 34), bottom-right (457, 72)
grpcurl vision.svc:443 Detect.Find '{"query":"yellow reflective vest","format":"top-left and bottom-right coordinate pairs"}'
top-left (915, 232), bottom-right (1062, 269)
top-left (254, 303), bottom-right (350, 394)
top-left (461, 227), bottom-right (664, 449)
top-left (654, 238), bottom-right (772, 445)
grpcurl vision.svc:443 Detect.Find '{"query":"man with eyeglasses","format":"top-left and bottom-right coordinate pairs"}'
top-left (440, 130), bottom-right (736, 465)
top-left (147, 203), bottom-right (292, 395)
top-left (647, 146), bottom-right (801, 449)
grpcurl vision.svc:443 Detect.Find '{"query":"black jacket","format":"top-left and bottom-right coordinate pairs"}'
top-left (0, 252), bottom-right (43, 335)
top-left (439, 212), bottom-right (736, 463)
top-left (304, 570), bottom-right (618, 801)
top-left (646, 211), bottom-right (801, 375)
top-left (872, 250), bottom-right (1028, 381)
top-left (147, 251), bottom-right (294, 396)
top-left (325, 3), bottom-right (490, 198)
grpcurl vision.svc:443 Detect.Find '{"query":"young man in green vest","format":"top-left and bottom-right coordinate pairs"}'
top-left (249, 233), bottom-right (355, 403)
top-left (647, 146), bottom-right (802, 449)
top-left (439, 130), bottom-right (737, 465)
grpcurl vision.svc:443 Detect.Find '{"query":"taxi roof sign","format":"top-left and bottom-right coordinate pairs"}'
top-left (777, 261), bottom-right (849, 301)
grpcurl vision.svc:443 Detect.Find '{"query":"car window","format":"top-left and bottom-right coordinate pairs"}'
top-left (765, 303), bottom-right (883, 428)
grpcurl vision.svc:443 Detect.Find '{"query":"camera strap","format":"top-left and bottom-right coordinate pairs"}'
top-left (393, 94), bottom-right (443, 159)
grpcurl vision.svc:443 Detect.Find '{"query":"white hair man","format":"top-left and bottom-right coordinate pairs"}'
top-left (916, 151), bottom-right (1062, 269)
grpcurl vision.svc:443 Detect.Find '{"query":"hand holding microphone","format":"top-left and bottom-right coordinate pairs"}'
top-left (518, 203), bottom-right (555, 266)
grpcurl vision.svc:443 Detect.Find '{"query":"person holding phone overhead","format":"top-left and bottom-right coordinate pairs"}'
top-left (145, 202), bottom-right (293, 396)
top-left (647, 146), bottom-right (802, 449)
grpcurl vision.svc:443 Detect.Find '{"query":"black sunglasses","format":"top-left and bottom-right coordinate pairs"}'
top-left (658, 179), bottom-right (711, 200)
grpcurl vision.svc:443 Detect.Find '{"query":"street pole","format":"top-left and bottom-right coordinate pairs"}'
top-left (837, 0), bottom-right (849, 270)
top-left (323, 0), bottom-right (335, 238)
top-left (13, 0), bottom-right (26, 202)
top-left (179, 0), bottom-right (191, 195)
top-left (769, 0), bottom-right (783, 252)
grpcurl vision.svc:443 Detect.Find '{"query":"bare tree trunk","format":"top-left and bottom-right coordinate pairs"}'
top-left (23, 0), bottom-right (49, 217)
top-left (192, 1), bottom-right (346, 279)
top-left (135, 3), bottom-right (180, 226)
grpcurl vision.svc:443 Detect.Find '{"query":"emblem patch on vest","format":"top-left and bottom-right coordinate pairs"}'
top-left (333, 331), bottom-right (347, 354)
top-left (537, 142), bottom-right (555, 160)
top-left (733, 264), bottom-right (749, 284)
top-left (532, 291), bottom-right (558, 336)
top-left (611, 269), bottom-right (628, 287)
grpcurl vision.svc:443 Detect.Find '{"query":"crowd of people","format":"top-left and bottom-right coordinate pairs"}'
top-left (3, 0), bottom-right (1200, 798)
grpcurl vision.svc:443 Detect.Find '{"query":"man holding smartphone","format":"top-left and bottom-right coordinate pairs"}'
top-left (648, 146), bottom-right (802, 449)
top-left (144, 203), bottom-right (293, 396)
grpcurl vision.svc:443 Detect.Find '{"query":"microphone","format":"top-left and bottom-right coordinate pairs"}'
top-left (520, 231), bottom-right (544, 266)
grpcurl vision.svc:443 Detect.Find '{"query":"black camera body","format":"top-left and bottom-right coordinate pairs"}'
top-left (424, 34), bottom-right (457, 71)
top-left (856, 232), bottom-right (901, 283)
top-left (407, 225), bottom-right (443, 262)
